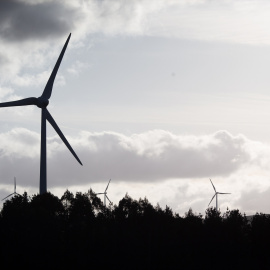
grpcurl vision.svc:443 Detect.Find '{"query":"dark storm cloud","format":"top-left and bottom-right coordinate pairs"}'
top-left (0, 0), bottom-right (80, 42)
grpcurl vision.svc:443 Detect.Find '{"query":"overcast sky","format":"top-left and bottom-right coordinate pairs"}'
top-left (1, 0), bottom-right (270, 216)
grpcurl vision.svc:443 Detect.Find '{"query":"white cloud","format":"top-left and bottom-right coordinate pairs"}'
top-left (74, 0), bottom-right (270, 45)
top-left (0, 87), bottom-right (14, 99)
top-left (67, 60), bottom-right (91, 75)
top-left (0, 128), bottom-right (39, 158)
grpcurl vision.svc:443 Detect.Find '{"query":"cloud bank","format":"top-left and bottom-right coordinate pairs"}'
top-left (0, 128), bottom-right (262, 187)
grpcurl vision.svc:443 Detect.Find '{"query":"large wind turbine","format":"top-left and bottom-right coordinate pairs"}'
top-left (208, 178), bottom-right (230, 211)
top-left (96, 179), bottom-right (112, 207)
top-left (0, 33), bottom-right (82, 194)
top-left (2, 177), bottom-right (21, 201)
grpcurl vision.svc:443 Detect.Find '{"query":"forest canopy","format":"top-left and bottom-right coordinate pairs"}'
top-left (0, 189), bottom-right (269, 269)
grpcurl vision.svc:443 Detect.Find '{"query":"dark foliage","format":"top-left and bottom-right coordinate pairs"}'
top-left (0, 190), bottom-right (269, 269)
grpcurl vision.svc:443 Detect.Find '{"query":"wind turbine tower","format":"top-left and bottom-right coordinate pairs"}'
top-left (0, 33), bottom-right (83, 194)
top-left (208, 178), bottom-right (231, 211)
top-left (96, 179), bottom-right (112, 207)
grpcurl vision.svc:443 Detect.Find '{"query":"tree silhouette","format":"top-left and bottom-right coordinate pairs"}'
top-left (60, 189), bottom-right (74, 218)
top-left (1, 191), bottom-right (30, 220)
top-left (68, 191), bottom-right (95, 224)
top-left (0, 189), bottom-right (270, 268)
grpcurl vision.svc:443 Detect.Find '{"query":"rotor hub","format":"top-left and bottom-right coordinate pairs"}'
top-left (37, 97), bottom-right (49, 108)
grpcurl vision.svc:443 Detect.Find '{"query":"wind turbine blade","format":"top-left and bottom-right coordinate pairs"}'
top-left (14, 177), bottom-right (16, 193)
top-left (96, 193), bottom-right (105, 195)
top-left (208, 194), bottom-right (216, 206)
top-left (105, 179), bottom-right (111, 192)
top-left (2, 193), bottom-right (15, 201)
top-left (41, 33), bottom-right (71, 100)
top-left (45, 108), bottom-right (83, 166)
top-left (218, 192), bottom-right (231, 194)
top-left (106, 195), bottom-right (112, 204)
top-left (0, 97), bottom-right (38, 107)
top-left (209, 179), bottom-right (216, 192)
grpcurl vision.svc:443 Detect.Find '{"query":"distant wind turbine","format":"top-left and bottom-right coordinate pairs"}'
top-left (2, 177), bottom-right (22, 201)
top-left (0, 33), bottom-right (83, 194)
top-left (208, 178), bottom-right (231, 211)
top-left (96, 179), bottom-right (112, 207)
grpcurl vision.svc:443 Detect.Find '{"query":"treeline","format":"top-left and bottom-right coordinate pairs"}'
top-left (0, 190), bottom-right (270, 269)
